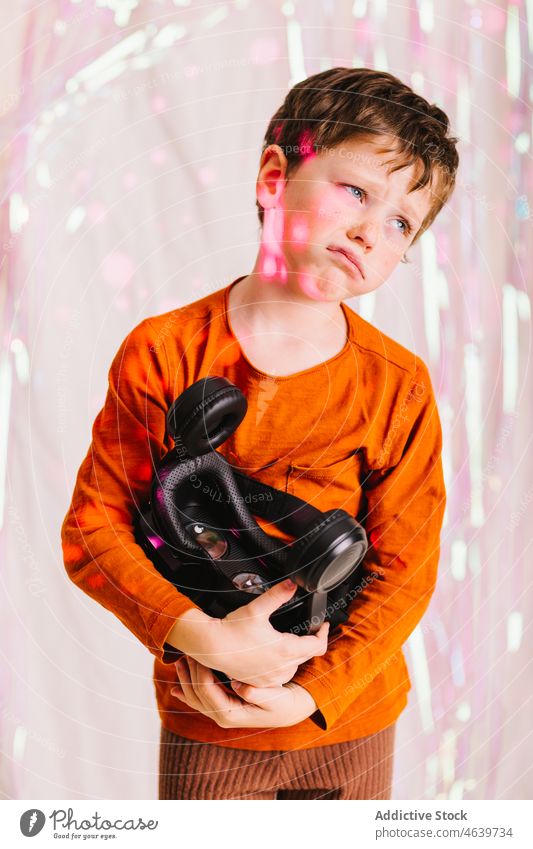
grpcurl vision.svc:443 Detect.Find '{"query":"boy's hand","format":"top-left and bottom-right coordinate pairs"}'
top-left (168, 579), bottom-right (330, 688)
top-left (171, 656), bottom-right (318, 729)
top-left (214, 579), bottom-right (329, 687)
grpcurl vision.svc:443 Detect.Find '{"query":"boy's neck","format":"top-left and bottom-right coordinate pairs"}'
top-left (227, 274), bottom-right (349, 377)
top-left (228, 272), bottom-right (347, 339)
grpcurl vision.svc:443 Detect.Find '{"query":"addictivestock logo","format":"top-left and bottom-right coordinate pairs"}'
top-left (19, 807), bottom-right (159, 838)
top-left (20, 810), bottom-right (46, 836)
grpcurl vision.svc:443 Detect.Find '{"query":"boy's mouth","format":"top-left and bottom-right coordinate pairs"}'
top-left (327, 246), bottom-right (365, 280)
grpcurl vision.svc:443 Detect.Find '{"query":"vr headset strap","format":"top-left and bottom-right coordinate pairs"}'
top-left (231, 468), bottom-right (326, 537)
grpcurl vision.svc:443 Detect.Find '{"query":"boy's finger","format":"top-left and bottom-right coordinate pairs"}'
top-left (289, 622), bottom-right (330, 658)
top-left (192, 666), bottom-right (246, 721)
top-left (247, 579), bottom-right (297, 617)
top-left (231, 681), bottom-right (282, 706)
top-left (318, 621), bottom-right (330, 640)
top-left (175, 656), bottom-right (193, 689)
top-left (172, 661), bottom-right (206, 713)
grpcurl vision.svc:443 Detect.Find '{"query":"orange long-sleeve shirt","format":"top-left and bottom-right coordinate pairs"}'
top-left (61, 277), bottom-right (446, 751)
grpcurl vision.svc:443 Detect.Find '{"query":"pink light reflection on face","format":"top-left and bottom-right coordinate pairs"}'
top-left (297, 265), bottom-right (347, 302)
top-left (298, 270), bottom-right (326, 301)
top-left (260, 205), bottom-right (288, 283)
top-left (290, 215), bottom-right (309, 248)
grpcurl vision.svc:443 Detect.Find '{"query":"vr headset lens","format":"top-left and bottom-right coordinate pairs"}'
top-left (232, 572), bottom-right (268, 594)
top-left (186, 521), bottom-right (228, 560)
top-left (309, 539), bottom-right (368, 594)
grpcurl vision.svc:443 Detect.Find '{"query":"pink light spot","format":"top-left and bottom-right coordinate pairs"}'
top-left (151, 147), bottom-right (168, 166)
top-left (137, 461), bottom-right (153, 481)
top-left (298, 129), bottom-right (317, 162)
top-left (87, 202), bottom-right (108, 224)
top-left (184, 65), bottom-right (199, 78)
top-left (151, 94), bottom-right (167, 113)
top-left (369, 529), bottom-right (383, 548)
top-left (356, 19), bottom-right (373, 42)
top-left (273, 121), bottom-right (285, 143)
top-left (485, 7), bottom-right (506, 33)
top-left (249, 37), bottom-right (280, 66)
top-left (87, 573), bottom-right (107, 590)
top-left (261, 252), bottom-right (277, 278)
top-left (74, 168), bottom-right (92, 189)
top-left (114, 295), bottom-right (130, 311)
top-left (102, 251), bottom-right (135, 288)
top-left (298, 271), bottom-right (326, 301)
top-left (54, 305), bottom-right (78, 324)
top-left (259, 206), bottom-right (288, 282)
top-left (290, 216), bottom-right (309, 246)
top-left (508, 111), bottom-right (524, 133)
top-left (215, 342), bottom-right (242, 369)
top-left (122, 171), bottom-right (138, 189)
top-left (197, 166), bottom-right (216, 186)
top-left (62, 543), bottom-right (83, 565)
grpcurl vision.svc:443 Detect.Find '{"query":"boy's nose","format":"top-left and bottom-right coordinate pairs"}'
top-left (347, 219), bottom-right (378, 250)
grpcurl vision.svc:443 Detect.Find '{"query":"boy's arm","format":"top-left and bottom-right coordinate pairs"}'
top-left (60, 317), bottom-right (203, 663)
top-left (291, 363), bottom-right (446, 730)
top-left (62, 322), bottom-right (330, 688)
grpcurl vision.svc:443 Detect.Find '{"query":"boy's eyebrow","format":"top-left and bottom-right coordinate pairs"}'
top-left (339, 171), bottom-right (421, 224)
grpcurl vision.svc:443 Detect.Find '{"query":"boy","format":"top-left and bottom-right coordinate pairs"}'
top-left (61, 67), bottom-right (459, 800)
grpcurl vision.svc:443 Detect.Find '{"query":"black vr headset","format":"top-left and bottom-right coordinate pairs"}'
top-left (134, 376), bottom-right (368, 642)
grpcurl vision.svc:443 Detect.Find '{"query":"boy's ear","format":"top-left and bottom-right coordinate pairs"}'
top-left (256, 144), bottom-right (289, 213)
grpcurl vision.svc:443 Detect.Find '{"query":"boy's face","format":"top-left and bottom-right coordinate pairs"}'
top-left (256, 135), bottom-right (435, 302)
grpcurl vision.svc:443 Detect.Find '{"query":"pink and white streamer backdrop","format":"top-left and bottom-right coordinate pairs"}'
top-left (0, 0), bottom-right (531, 799)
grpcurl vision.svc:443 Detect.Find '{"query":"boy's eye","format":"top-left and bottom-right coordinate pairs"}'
top-left (341, 184), bottom-right (412, 236)
top-left (392, 218), bottom-right (411, 235)
top-left (343, 184), bottom-right (365, 202)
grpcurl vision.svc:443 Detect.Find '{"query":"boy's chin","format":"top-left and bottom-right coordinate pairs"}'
top-left (296, 266), bottom-right (360, 302)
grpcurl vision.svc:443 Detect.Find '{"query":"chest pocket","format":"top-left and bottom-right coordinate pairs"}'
top-left (286, 450), bottom-right (366, 518)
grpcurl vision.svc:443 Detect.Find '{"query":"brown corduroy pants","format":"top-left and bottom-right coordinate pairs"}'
top-left (158, 723), bottom-right (396, 800)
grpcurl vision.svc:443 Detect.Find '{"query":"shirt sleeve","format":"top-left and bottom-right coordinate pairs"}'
top-left (60, 318), bottom-right (200, 664)
top-left (291, 363), bottom-right (446, 730)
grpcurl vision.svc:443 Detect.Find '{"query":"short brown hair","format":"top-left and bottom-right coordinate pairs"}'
top-left (256, 67), bottom-right (459, 247)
